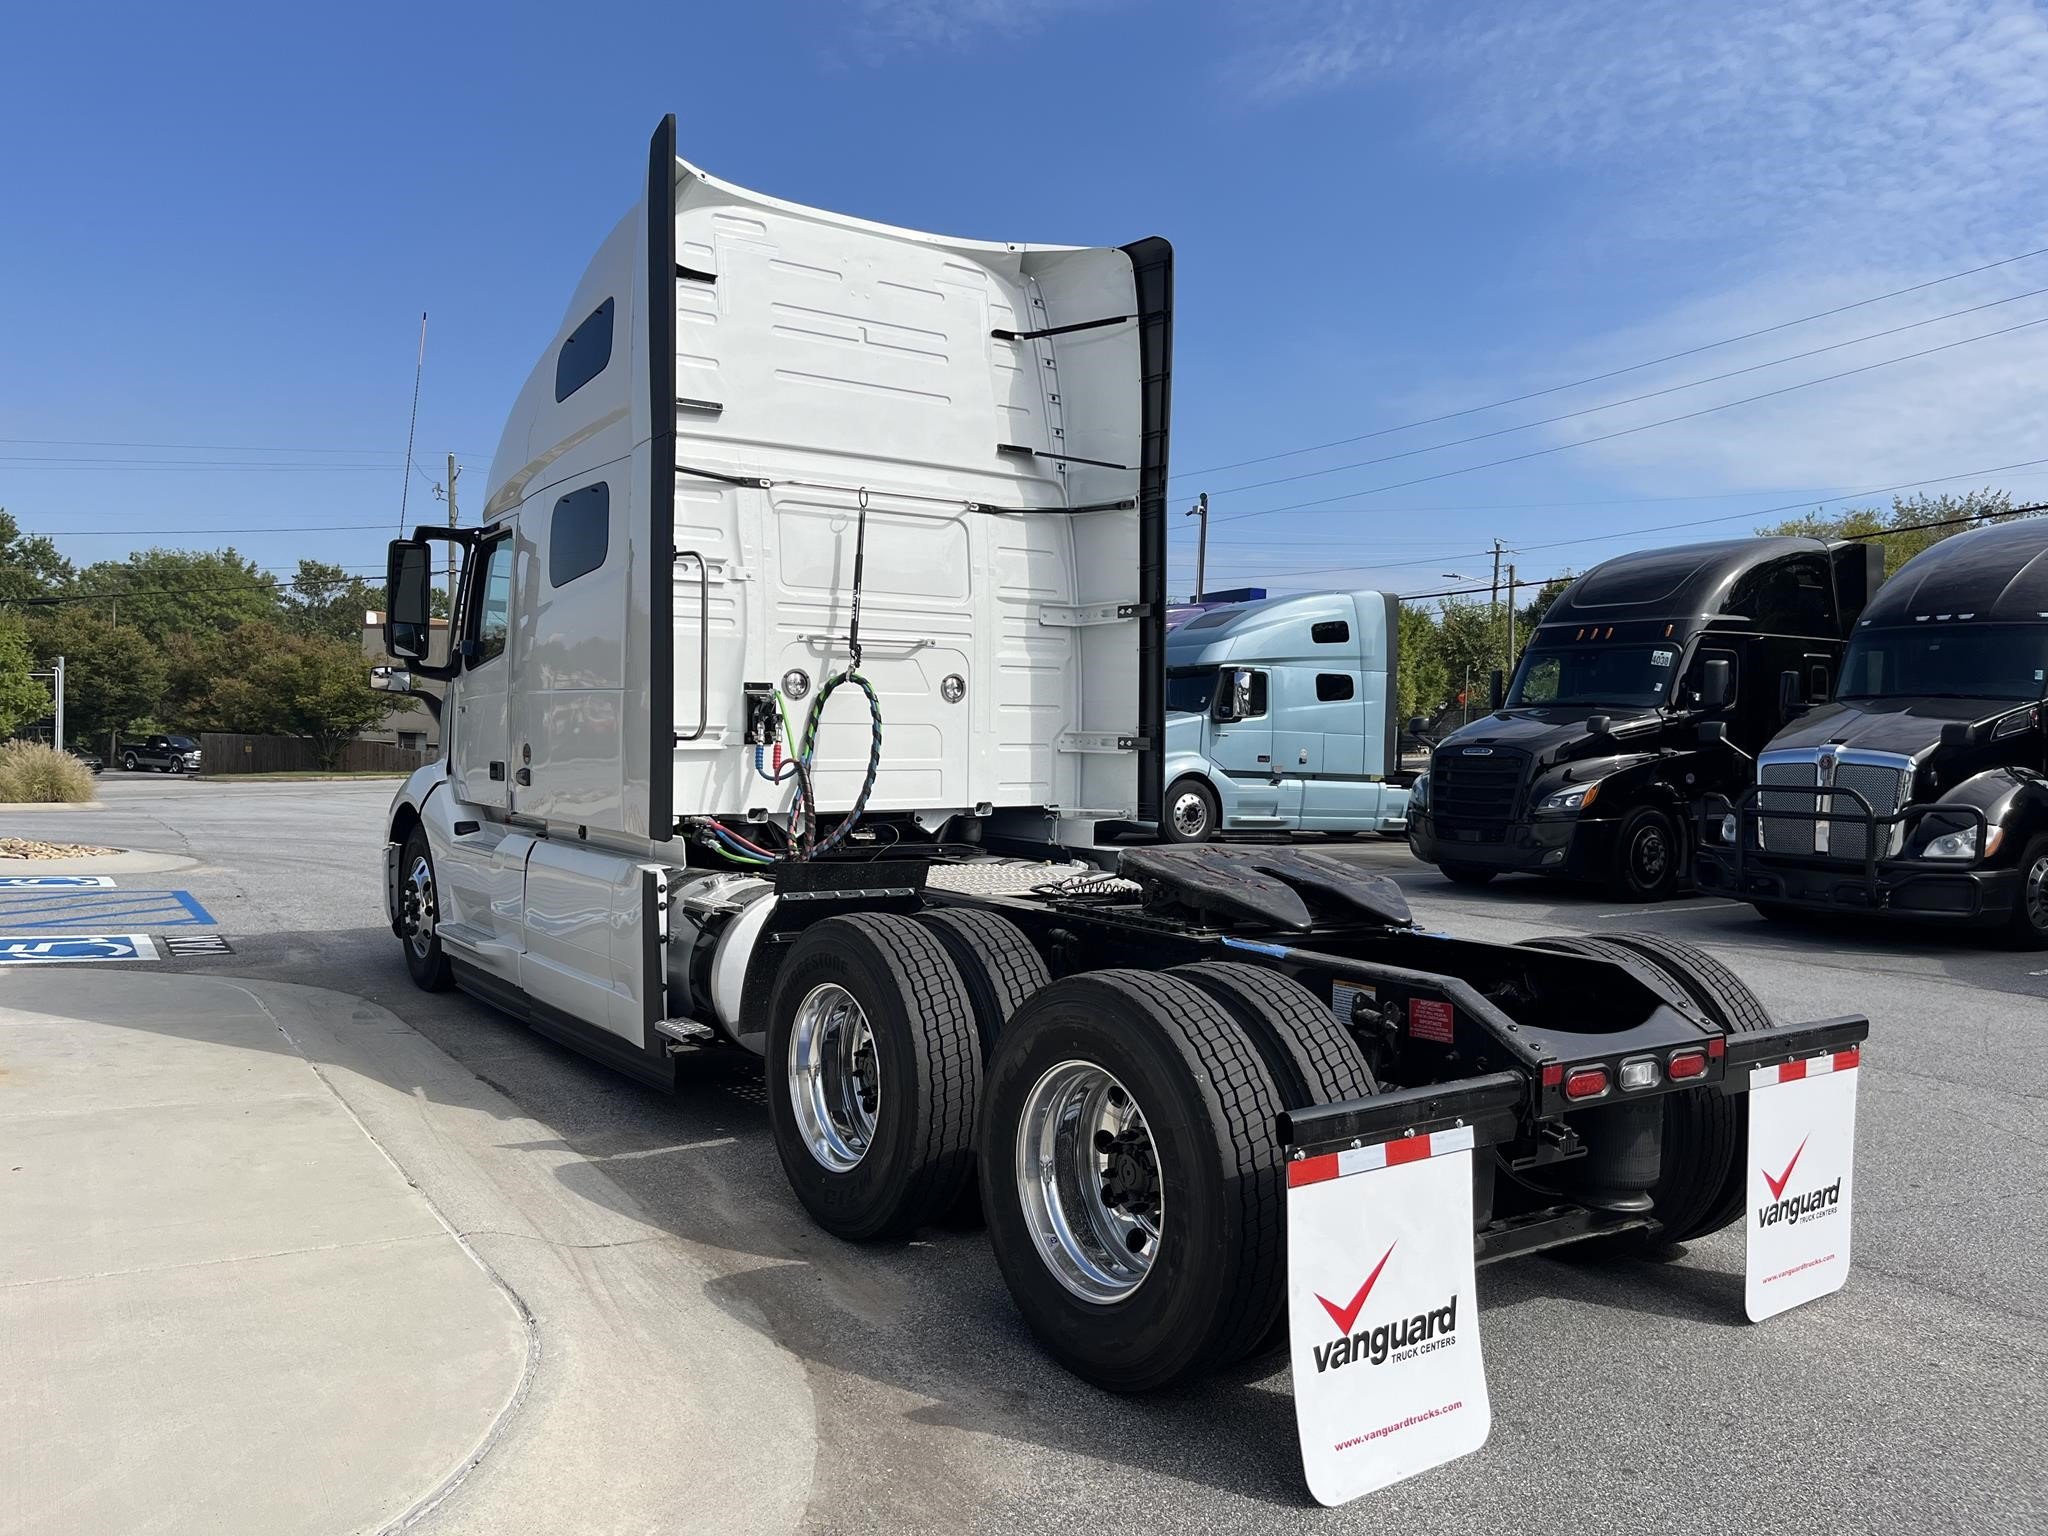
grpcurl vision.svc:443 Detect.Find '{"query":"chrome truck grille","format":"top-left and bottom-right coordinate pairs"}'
top-left (1756, 749), bottom-right (1914, 859)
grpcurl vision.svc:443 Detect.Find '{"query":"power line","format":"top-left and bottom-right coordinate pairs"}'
top-left (31, 522), bottom-right (411, 536)
top-left (1171, 242), bottom-right (2048, 484)
top-left (1388, 502), bottom-right (2048, 603)
top-left (1228, 456), bottom-right (2048, 582)
top-left (1209, 313), bottom-right (2048, 528)
top-left (0, 567), bottom-right (391, 609)
top-left (1201, 283), bottom-right (2048, 503)
top-left (0, 438), bottom-right (495, 458)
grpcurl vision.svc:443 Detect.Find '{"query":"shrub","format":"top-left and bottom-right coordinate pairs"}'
top-left (0, 741), bottom-right (97, 803)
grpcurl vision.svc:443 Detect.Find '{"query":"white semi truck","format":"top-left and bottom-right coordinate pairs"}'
top-left (377, 118), bottom-right (1871, 1500)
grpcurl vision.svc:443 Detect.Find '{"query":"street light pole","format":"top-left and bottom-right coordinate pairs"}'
top-left (1186, 492), bottom-right (1208, 602)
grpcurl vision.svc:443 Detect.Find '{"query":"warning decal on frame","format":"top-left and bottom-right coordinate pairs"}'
top-left (1745, 1049), bottom-right (1859, 1321)
top-left (1408, 998), bottom-right (1454, 1043)
top-left (1288, 1129), bottom-right (1491, 1505)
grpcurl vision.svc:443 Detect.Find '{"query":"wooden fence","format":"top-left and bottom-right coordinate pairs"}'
top-left (194, 733), bottom-right (435, 775)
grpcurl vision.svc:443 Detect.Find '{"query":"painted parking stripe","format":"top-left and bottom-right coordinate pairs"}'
top-left (0, 889), bottom-right (214, 929)
top-left (0, 934), bottom-right (159, 964)
top-left (0, 875), bottom-right (117, 888)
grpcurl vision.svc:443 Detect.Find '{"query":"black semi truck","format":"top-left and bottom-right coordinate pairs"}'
top-left (1408, 537), bottom-right (1884, 900)
top-left (1697, 516), bottom-right (2048, 945)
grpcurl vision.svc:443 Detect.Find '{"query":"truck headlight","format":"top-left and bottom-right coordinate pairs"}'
top-left (1538, 782), bottom-right (1601, 814)
top-left (1921, 825), bottom-right (1979, 860)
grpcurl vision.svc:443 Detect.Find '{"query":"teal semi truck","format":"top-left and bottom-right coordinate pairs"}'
top-left (1160, 590), bottom-right (1409, 842)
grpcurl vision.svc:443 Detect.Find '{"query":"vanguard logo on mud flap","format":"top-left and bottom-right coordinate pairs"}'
top-left (1755, 1135), bottom-right (1843, 1230)
top-left (1310, 1243), bottom-right (1460, 1374)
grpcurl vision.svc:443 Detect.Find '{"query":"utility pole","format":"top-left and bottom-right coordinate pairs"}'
top-left (1186, 492), bottom-right (1209, 602)
top-left (1489, 538), bottom-right (1505, 620)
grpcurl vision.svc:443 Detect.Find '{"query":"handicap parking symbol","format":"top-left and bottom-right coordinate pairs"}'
top-left (0, 934), bottom-right (159, 964)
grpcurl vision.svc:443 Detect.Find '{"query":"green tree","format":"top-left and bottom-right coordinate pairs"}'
top-left (187, 622), bottom-right (408, 767)
top-left (1518, 574), bottom-right (1574, 636)
top-left (282, 559), bottom-right (381, 643)
top-left (72, 547), bottom-right (281, 647)
top-left (0, 509), bottom-right (74, 604)
top-left (1437, 598), bottom-right (1511, 704)
top-left (1760, 489), bottom-right (2038, 576)
top-left (1396, 603), bottom-right (1449, 725)
top-left (0, 615), bottom-right (52, 736)
top-left (26, 608), bottom-right (168, 746)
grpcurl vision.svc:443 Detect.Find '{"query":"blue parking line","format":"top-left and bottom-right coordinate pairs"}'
top-left (0, 890), bottom-right (216, 929)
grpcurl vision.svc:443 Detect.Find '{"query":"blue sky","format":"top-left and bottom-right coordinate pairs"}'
top-left (7, 0), bottom-right (2048, 606)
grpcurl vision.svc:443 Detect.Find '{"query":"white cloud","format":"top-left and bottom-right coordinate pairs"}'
top-left (854, 0), bottom-right (1119, 51)
top-left (1233, 0), bottom-right (2048, 497)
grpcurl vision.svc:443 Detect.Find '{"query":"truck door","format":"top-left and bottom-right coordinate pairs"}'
top-left (452, 530), bottom-right (516, 809)
top-left (1298, 667), bottom-right (1380, 830)
top-left (1209, 668), bottom-right (1297, 823)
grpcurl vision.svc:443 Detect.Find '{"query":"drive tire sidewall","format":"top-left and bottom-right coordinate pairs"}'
top-left (765, 915), bottom-right (979, 1241)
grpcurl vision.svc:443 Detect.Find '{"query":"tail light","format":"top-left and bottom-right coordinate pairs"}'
top-left (1668, 1048), bottom-right (1709, 1081)
top-left (1563, 1066), bottom-right (1610, 1102)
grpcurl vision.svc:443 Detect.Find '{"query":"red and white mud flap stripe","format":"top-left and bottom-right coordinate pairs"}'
top-left (1287, 1125), bottom-right (1491, 1507)
top-left (1745, 1047), bottom-right (1860, 1323)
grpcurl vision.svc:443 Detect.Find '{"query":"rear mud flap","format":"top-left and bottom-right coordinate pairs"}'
top-left (1744, 1047), bottom-right (1860, 1321)
top-left (1286, 1127), bottom-right (1491, 1506)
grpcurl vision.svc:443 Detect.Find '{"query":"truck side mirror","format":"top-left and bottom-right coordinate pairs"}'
top-left (1778, 669), bottom-right (1802, 719)
top-left (1698, 720), bottom-right (1728, 746)
top-left (1939, 720), bottom-right (1973, 750)
top-left (1405, 715), bottom-right (1427, 739)
top-left (385, 540), bottom-right (434, 662)
top-left (1585, 714), bottom-right (1612, 736)
top-left (1489, 669), bottom-right (1504, 711)
top-left (1701, 656), bottom-right (1733, 711)
top-left (1214, 669), bottom-right (1254, 722)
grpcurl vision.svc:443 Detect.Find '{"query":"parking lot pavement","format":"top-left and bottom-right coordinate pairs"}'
top-left (13, 781), bottom-right (2048, 1533)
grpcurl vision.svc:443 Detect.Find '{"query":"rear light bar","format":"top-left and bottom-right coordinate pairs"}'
top-left (1667, 1048), bottom-right (1709, 1081)
top-left (1562, 1066), bottom-right (1610, 1102)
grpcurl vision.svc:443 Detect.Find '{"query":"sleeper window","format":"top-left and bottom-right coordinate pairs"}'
top-left (554, 298), bottom-right (614, 402)
top-left (549, 483), bottom-right (610, 587)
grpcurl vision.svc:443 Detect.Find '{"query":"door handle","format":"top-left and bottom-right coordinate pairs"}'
top-left (1257, 754), bottom-right (1270, 763)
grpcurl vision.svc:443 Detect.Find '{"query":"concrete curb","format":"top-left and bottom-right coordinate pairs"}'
top-left (0, 800), bottom-right (103, 812)
top-left (0, 847), bottom-right (199, 877)
top-left (221, 978), bottom-right (818, 1536)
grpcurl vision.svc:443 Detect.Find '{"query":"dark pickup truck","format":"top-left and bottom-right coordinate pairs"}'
top-left (119, 734), bottom-right (202, 773)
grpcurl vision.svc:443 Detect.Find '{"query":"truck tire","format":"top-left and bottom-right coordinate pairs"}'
top-left (1162, 777), bottom-right (1218, 844)
top-left (1524, 932), bottom-right (1770, 1246)
top-left (979, 970), bottom-right (1286, 1391)
top-left (397, 826), bottom-right (454, 991)
top-left (2004, 834), bottom-right (2048, 950)
top-left (765, 914), bottom-right (982, 1241)
top-left (916, 908), bottom-right (1050, 1056)
top-left (1440, 862), bottom-right (1495, 887)
top-left (1609, 805), bottom-right (1681, 902)
top-left (1170, 961), bottom-right (1378, 1109)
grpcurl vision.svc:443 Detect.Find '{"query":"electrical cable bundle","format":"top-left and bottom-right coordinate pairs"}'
top-left (695, 492), bottom-right (885, 866)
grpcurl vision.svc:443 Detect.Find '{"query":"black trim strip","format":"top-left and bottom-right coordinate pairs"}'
top-left (1122, 237), bottom-right (1173, 825)
top-left (991, 314), bottom-right (1132, 342)
top-left (677, 460), bottom-right (770, 489)
top-left (997, 443), bottom-right (1132, 471)
top-left (966, 497), bottom-right (1136, 516)
top-left (1380, 589), bottom-right (1403, 779)
top-left (676, 262), bottom-right (717, 284)
top-left (646, 115), bottom-right (678, 842)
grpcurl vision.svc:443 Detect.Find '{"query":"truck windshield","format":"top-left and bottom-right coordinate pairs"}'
top-left (1840, 623), bottom-right (2048, 701)
top-left (1507, 642), bottom-right (1681, 709)
top-left (1166, 667), bottom-right (1218, 714)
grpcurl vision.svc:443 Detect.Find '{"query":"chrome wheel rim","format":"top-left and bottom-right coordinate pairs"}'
top-left (1016, 1061), bottom-right (1162, 1304)
top-left (788, 983), bottom-right (880, 1172)
top-left (2025, 853), bottom-right (2048, 933)
top-left (402, 855), bottom-right (438, 959)
top-left (1170, 790), bottom-right (1208, 839)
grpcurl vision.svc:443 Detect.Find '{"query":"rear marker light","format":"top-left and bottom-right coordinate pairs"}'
top-left (1706, 1036), bottom-right (1726, 1059)
top-left (1618, 1058), bottom-right (1660, 1092)
top-left (1563, 1066), bottom-right (1610, 1102)
top-left (1541, 1063), bottom-right (1563, 1089)
top-left (1667, 1049), bottom-right (1709, 1081)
